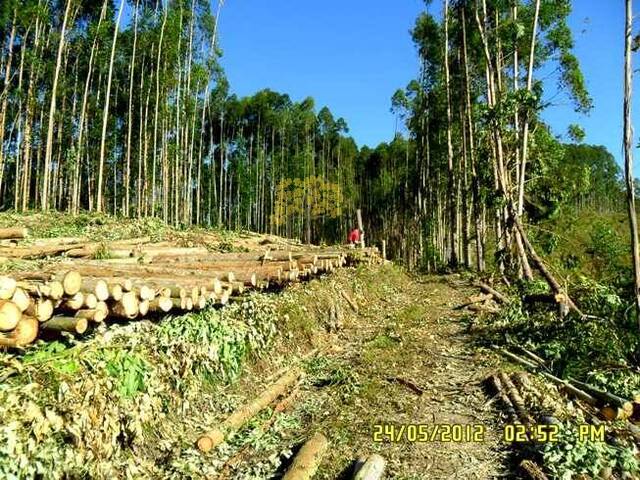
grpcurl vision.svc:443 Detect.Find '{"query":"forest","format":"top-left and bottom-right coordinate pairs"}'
top-left (3, 0), bottom-right (640, 478)
top-left (0, 0), bottom-right (630, 268)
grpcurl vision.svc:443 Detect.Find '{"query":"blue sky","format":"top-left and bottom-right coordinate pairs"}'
top-left (217, 1), bottom-right (636, 169)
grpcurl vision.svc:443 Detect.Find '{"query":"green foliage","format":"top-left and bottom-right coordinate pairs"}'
top-left (157, 294), bottom-right (277, 383)
top-left (588, 223), bottom-right (631, 285)
top-left (0, 212), bottom-right (172, 242)
top-left (102, 350), bottom-right (149, 398)
top-left (568, 124), bottom-right (585, 143)
top-left (484, 275), bottom-right (640, 400)
top-left (22, 341), bottom-right (80, 376)
top-left (542, 422), bottom-right (639, 479)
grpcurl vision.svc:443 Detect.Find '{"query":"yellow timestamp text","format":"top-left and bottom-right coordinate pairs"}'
top-left (372, 423), bottom-right (605, 444)
top-left (503, 423), bottom-right (605, 443)
top-left (372, 423), bottom-right (486, 443)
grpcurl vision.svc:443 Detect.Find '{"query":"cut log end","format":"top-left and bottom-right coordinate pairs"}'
top-left (0, 276), bottom-right (17, 300)
top-left (84, 293), bottom-right (98, 309)
top-left (26, 299), bottom-right (54, 322)
top-left (0, 300), bottom-right (22, 331)
top-left (111, 292), bottom-right (139, 319)
top-left (47, 281), bottom-right (64, 300)
top-left (149, 297), bottom-right (173, 313)
top-left (11, 288), bottom-right (31, 312)
top-left (196, 431), bottom-right (225, 453)
top-left (138, 299), bottom-right (150, 317)
top-left (0, 315), bottom-right (38, 347)
top-left (61, 271), bottom-right (82, 296)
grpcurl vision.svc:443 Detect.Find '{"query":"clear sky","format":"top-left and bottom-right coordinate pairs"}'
top-left (540, 2), bottom-right (635, 169)
top-left (217, 1), bottom-right (637, 170)
top-left (217, 0), bottom-right (424, 147)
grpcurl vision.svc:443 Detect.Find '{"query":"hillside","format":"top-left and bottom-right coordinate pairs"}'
top-left (0, 215), bottom-right (501, 478)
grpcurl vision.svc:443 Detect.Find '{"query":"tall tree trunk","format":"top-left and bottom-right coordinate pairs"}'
top-left (72, 0), bottom-right (107, 214)
top-left (624, 0), bottom-right (640, 327)
top-left (97, 0), bottom-right (125, 213)
top-left (153, 7), bottom-right (168, 218)
top-left (124, 0), bottom-right (140, 217)
top-left (0, 11), bottom-right (17, 201)
top-left (42, 0), bottom-right (72, 211)
top-left (443, 0), bottom-right (458, 266)
top-left (461, 8), bottom-right (484, 271)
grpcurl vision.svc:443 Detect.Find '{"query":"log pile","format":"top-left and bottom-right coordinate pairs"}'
top-left (0, 229), bottom-right (382, 348)
top-left (494, 347), bottom-right (640, 430)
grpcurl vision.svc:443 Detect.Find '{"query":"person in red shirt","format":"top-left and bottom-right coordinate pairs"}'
top-left (348, 228), bottom-right (361, 245)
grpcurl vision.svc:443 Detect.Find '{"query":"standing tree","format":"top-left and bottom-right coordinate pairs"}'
top-left (623, 0), bottom-right (640, 327)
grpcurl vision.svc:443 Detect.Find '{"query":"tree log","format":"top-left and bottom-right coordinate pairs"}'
top-left (499, 372), bottom-right (534, 425)
top-left (83, 293), bottom-right (98, 309)
top-left (0, 227), bottom-right (28, 239)
top-left (138, 246), bottom-right (209, 258)
top-left (134, 285), bottom-right (156, 301)
top-left (41, 316), bottom-right (88, 335)
top-left (540, 372), bottom-right (598, 406)
top-left (468, 303), bottom-right (500, 314)
top-left (281, 432), bottom-right (329, 480)
top-left (353, 453), bottom-right (386, 480)
top-left (110, 292), bottom-right (139, 319)
top-left (108, 283), bottom-right (123, 301)
top-left (25, 298), bottom-right (54, 322)
top-left (171, 297), bottom-right (188, 310)
top-left (80, 278), bottom-right (110, 301)
top-left (194, 295), bottom-right (207, 310)
top-left (519, 460), bottom-right (549, 480)
top-left (0, 315), bottom-right (38, 347)
top-left (57, 270), bottom-right (82, 296)
top-left (65, 246), bottom-right (133, 258)
top-left (184, 297), bottom-right (194, 311)
top-left (138, 299), bottom-right (150, 316)
top-left (65, 262), bottom-right (279, 285)
top-left (75, 308), bottom-right (107, 323)
top-left (11, 288), bottom-right (30, 312)
top-left (0, 276), bottom-right (17, 299)
top-left (514, 219), bottom-right (583, 317)
top-left (341, 291), bottom-right (359, 312)
top-left (0, 244), bottom-right (85, 259)
top-left (30, 236), bottom-right (86, 246)
top-left (569, 378), bottom-right (633, 416)
top-left (59, 292), bottom-right (85, 311)
top-left (475, 282), bottom-right (509, 304)
top-left (197, 367), bottom-right (303, 452)
top-left (95, 301), bottom-right (109, 318)
top-left (491, 375), bottom-right (518, 422)
top-left (600, 405), bottom-right (630, 421)
top-left (149, 297), bottom-right (173, 313)
top-left (0, 300), bottom-right (22, 331)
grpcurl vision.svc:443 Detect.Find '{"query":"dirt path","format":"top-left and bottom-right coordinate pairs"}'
top-left (224, 271), bottom-right (507, 479)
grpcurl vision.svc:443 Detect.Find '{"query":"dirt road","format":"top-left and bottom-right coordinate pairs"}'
top-left (218, 269), bottom-right (507, 479)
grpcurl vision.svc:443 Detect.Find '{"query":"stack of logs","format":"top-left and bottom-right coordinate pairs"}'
top-left (491, 369), bottom-right (640, 479)
top-left (0, 228), bottom-right (380, 348)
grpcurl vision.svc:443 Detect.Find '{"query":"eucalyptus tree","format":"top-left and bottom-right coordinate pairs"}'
top-left (623, 0), bottom-right (640, 326)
